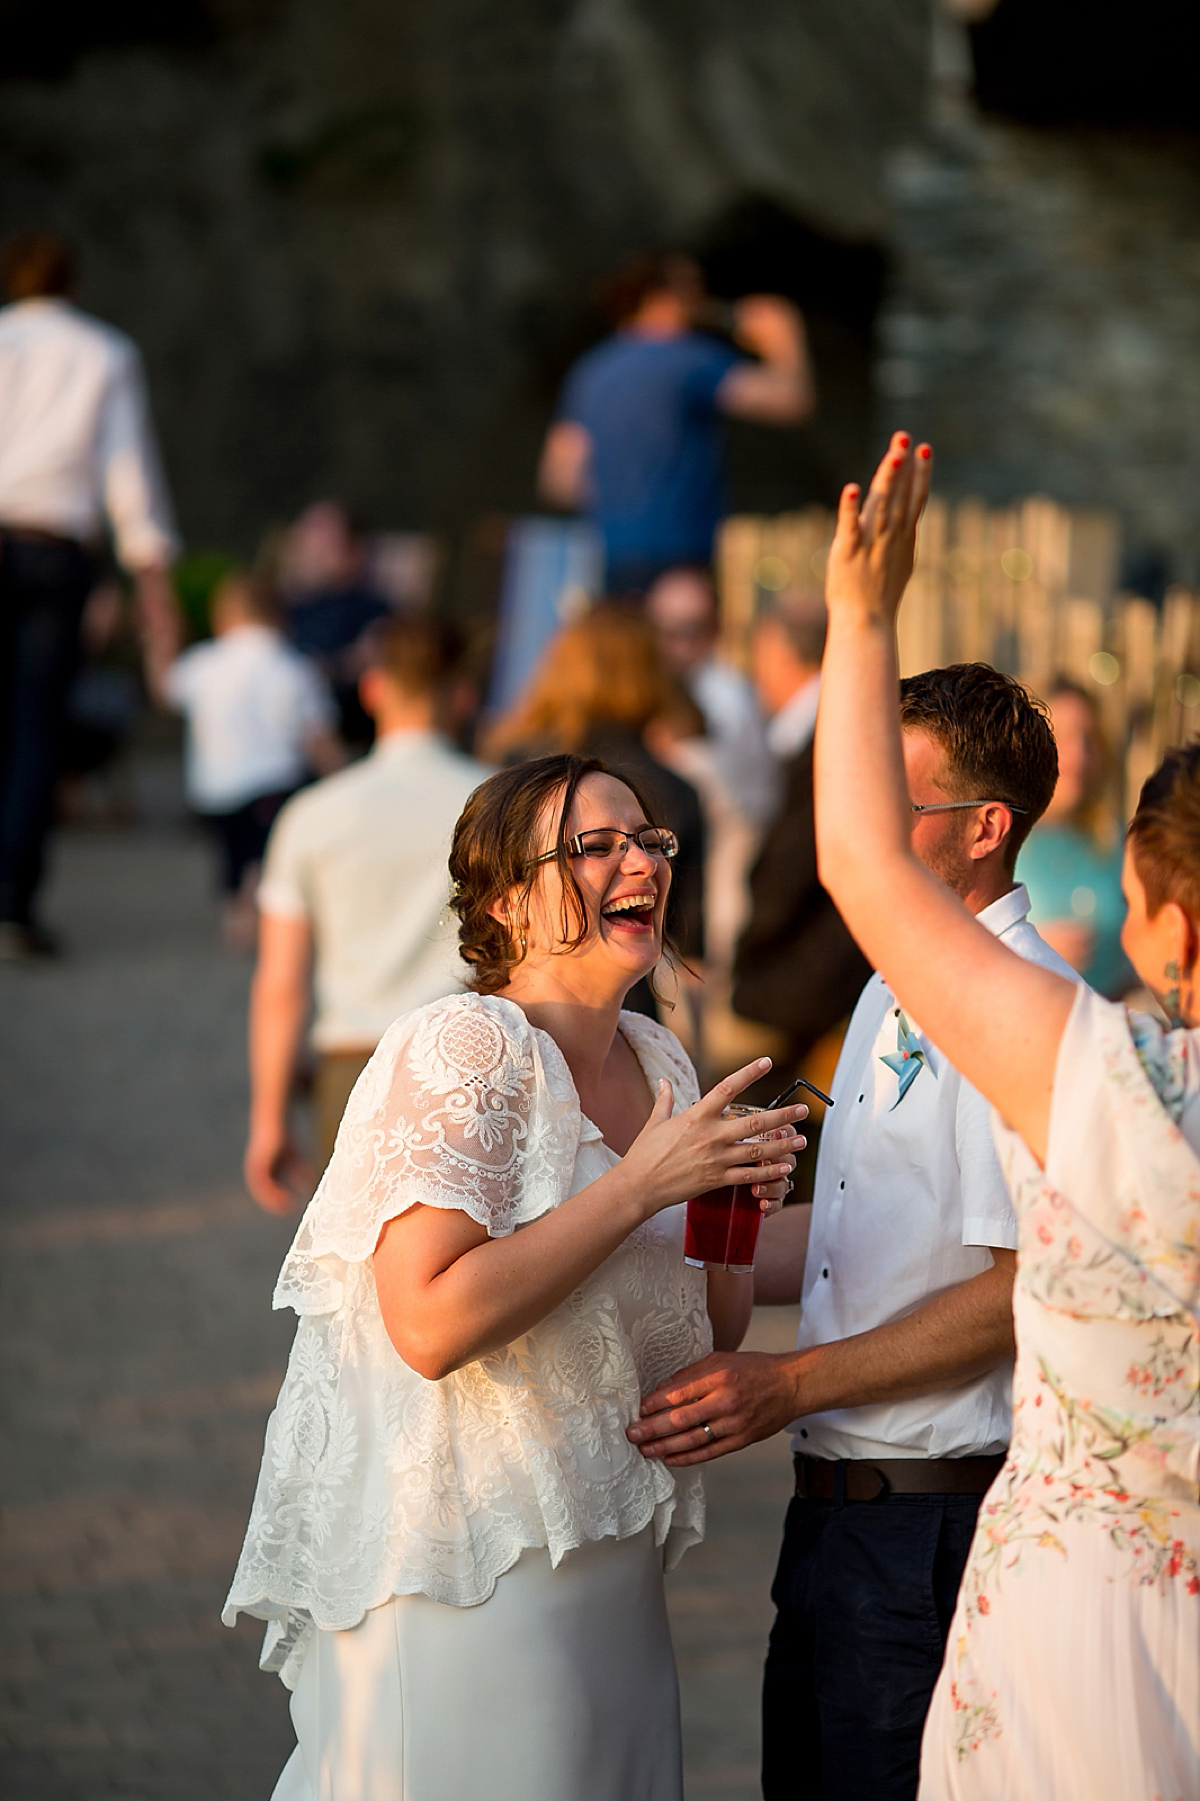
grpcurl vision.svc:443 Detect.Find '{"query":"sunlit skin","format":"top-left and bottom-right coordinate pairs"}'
top-left (1120, 841), bottom-right (1200, 1026)
top-left (904, 728), bottom-right (1019, 908)
top-left (371, 771), bottom-right (808, 1382)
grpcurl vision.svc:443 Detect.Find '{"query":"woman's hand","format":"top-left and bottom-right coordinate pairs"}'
top-left (825, 431), bottom-right (932, 627)
top-left (619, 1058), bottom-right (807, 1222)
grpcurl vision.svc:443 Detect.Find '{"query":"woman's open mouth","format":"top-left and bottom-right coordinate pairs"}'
top-left (600, 891), bottom-right (658, 931)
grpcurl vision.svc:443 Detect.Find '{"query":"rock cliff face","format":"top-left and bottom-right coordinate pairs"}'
top-left (0, 0), bottom-right (930, 554)
top-left (880, 112), bottom-right (1200, 585)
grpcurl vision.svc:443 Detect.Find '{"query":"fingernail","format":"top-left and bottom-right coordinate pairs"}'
top-left (891, 456), bottom-right (904, 468)
top-left (897, 433), bottom-right (911, 448)
top-left (758, 1057), bottom-right (772, 1070)
top-left (919, 445), bottom-right (932, 460)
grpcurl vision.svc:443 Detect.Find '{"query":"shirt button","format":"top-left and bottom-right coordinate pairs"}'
top-left (822, 1267), bottom-right (829, 1279)
top-left (858, 1094), bottom-right (864, 1103)
top-left (799, 1427), bottom-right (808, 1438)
top-left (839, 1180), bottom-right (845, 1190)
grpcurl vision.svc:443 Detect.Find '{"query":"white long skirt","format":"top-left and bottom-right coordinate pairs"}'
top-left (270, 1525), bottom-right (684, 1801)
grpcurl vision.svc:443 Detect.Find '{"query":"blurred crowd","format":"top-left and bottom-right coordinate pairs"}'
top-left (1, 228), bottom-right (1137, 1162)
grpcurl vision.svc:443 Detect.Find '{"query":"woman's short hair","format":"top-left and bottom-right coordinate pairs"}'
top-left (449, 753), bottom-right (673, 993)
top-left (1127, 741), bottom-right (1200, 921)
top-left (899, 662), bottom-right (1059, 869)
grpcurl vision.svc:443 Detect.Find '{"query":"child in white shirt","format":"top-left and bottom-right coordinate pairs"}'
top-left (163, 572), bottom-right (342, 945)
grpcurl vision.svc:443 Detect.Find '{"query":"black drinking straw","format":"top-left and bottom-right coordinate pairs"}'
top-left (767, 1074), bottom-right (834, 1110)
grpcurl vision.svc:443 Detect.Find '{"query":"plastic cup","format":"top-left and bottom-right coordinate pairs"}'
top-left (684, 1104), bottom-right (766, 1274)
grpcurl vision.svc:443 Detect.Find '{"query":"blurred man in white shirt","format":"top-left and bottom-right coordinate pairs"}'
top-left (630, 663), bottom-right (1080, 1801)
top-left (245, 614), bottom-right (488, 1213)
top-left (646, 566), bottom-right (777, 826)
top-left (0, 231), bottom-right (179, 957)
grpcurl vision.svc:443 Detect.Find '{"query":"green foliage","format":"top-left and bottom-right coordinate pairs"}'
top-left (173, 551), bottom-right (237, 642)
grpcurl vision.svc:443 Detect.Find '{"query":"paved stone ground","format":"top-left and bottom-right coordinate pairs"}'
top-left (0, 774), bottom-right (796, 1800)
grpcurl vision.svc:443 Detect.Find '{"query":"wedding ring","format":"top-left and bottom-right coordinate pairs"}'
top-left (700, 1423), bottom-right (716, 1444)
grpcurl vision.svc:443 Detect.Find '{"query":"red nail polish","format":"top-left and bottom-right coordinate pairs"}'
top-left (919, 445), bottom-right (932, 460)
top-left (892, 457), bottom-right (904, 469)
top-left (897, 434), bottom-right (911, 449)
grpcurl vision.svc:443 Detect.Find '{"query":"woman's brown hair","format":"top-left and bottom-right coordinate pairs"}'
top-left (483, 606), bottom-right (688, 762)
top-left (448, 753), bottom-right (676, 994)
top-left (1127, 741), bottom-right (1200, 921)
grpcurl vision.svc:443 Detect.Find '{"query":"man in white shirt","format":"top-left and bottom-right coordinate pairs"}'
top-left (0, 231), bottom-right (179, 958)
top-left (245, 615), bottom-right (488, 1213)
top-left (629, 663), bottom-right (1078, 1801)
top-left (646, 566), bottom-right (778, 827)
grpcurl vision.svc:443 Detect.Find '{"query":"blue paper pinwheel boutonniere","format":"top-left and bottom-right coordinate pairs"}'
top-left (880, 1011), bottom-right (933, 1108)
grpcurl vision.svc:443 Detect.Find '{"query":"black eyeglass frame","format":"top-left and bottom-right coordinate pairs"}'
top-left (530, 826), bottom-right (680, 867)
top-left (910, 799), bottom-right (1029, 816)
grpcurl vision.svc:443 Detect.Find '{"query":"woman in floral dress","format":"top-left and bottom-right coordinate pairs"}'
top-left (223, 753), bottom-right (805, 1800)
top-left (813, 434), bottom-right (1198, 1799)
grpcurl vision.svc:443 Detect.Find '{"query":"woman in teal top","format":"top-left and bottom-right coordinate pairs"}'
top-left (1019, 681), bottom-right (1133, 998)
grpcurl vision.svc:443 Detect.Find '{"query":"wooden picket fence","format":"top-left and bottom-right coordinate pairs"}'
top-left (718, 497), bottom-right (1200, 828)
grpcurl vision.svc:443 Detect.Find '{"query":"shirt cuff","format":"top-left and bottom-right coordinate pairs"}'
top-left (961, 1216), bottom-right (1019, 1251)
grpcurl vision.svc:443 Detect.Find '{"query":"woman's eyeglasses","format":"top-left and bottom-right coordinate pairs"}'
top-left (531, 827), bottom-right (679, 866)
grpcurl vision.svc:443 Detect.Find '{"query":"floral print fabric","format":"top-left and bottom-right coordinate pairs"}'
top-left (920, 988), bottom-right (1200, 1799)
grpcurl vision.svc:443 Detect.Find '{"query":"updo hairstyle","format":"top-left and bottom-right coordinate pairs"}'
top-left (448, 753), bottom-right (672, 994)
top-left (1127, 741), bottom-right (1200, 922)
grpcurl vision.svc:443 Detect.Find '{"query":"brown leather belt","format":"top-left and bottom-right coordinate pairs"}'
top-left (794, 1452), bottom-right (1005, 1503)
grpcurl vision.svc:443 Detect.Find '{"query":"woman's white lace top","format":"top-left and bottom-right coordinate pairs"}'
top-left (222, 992), bottom-right (711, 1682)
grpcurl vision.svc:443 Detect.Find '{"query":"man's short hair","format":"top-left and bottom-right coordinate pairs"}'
top-left (761, 594), bottom-right (827, 668)
top-left (899, 663), bottom-right (1058, 868)
top-left (600, 251), bottom-right (703, 326)
top-left (372, 613), bottom-right (463, 698)
top-left (2, 231), bottom-right (75, 302)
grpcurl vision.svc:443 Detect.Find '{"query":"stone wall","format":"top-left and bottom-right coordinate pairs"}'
top-left (0, 0), bottom-right (930, 561)
top-left (879, 30), bottom-right (1200, 585)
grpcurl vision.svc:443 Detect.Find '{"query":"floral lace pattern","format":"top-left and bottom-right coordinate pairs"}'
top-left (224, 995), bottom-right (711, 1680)
top-left (924, 990), bottom-right (1200, 1791)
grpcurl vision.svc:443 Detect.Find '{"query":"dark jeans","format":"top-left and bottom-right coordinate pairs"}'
top-left (202, 788), bottom-right (295, 894)
top-left (0, 532), bottom-right (94, 925)
top-left (762, 1490), bottom-right (981, 1801)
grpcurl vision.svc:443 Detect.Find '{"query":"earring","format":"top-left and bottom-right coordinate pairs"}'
top-left (1163, 959), bottom-right (1183, 1026)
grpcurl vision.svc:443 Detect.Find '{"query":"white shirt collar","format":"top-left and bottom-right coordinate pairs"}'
top-left (766, 673), bottom-right (821, 759)
top-left (371, 728), bottom-right (442, 761)
top-left (976, 883), bottom-right (1031, 939)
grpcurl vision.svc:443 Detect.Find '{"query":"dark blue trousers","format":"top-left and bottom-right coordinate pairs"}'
top-left (0, 532), bottom-right (93, 925)
top-left (761, 1490), bottom-right (981, 1801)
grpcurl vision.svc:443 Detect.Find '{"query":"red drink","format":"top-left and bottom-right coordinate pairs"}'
top-left (684, 1181), bottom-right (764, 1273)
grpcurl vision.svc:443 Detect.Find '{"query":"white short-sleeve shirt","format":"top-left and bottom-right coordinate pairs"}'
top-left (257, 732), bottom-right (488, 1050)
top-left (794, 883), bottom-right (1081, 1462)
top-left (165, 624), bottom-right (334, 812)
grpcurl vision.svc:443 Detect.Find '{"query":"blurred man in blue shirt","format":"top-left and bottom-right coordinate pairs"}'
top-left (539, 254), bottom-right (813, 594)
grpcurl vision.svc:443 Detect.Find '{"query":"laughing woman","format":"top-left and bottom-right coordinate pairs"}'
top-left (815, 437), bottom-right (1199, 1799)
top-left (224, 753), bottom-right (806, 1801)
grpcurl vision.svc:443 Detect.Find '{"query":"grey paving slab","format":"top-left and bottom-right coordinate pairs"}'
top-left (0, 801), bottom-right (797, 1800)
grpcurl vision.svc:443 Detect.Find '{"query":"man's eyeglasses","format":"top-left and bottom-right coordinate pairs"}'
top-left (531, 827), bottom-right (680, 866)
top-left (910, 800), bottom-right (1029, 816)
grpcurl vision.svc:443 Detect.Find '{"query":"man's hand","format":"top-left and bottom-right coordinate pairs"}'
top-left (627, 1351), bottom-right (800, 1466)
top-left (244, 1122), bottom-right (312, 1216)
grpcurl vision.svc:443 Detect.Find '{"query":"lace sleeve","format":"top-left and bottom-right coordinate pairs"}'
top-left (274, 994), bottom-right (581, 1315)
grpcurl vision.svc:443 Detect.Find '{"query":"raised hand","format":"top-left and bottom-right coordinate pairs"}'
top-left (826, 431), bottom-right (933, 626)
